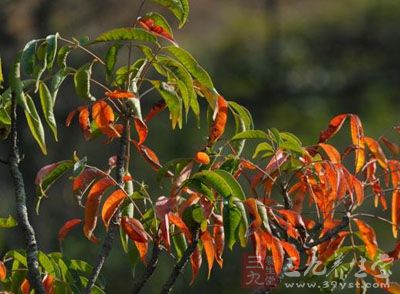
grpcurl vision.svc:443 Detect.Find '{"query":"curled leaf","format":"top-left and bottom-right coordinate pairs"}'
top-left (168, 212), bottom-right (191, 241)
top-left (134, 118), bottom-right (148, 145)
top-left (208, 96), bottom-right (228, 146)
top-left (353, 218), bottom-right (378, 259)
top-left (102, 189), bottom-right (126, 229)
top-left (190, 245), bottom-right (202, 285)
top-left (319, 114), bottom-right (347, 143)
top-left (364, 137), bottom-right (388, 170)
top-left (121, 216), bottom-right (148, 243)
top-left (92, 100), bottom-right (114, 128)
top-left (57, 218), bottom-right (82, 241)
top-left (0, 261), bottom-right (6, 281)
top-left (200, 230), bottom-right (215, 279)
top-left (105, 90), bottom-right (135, 99)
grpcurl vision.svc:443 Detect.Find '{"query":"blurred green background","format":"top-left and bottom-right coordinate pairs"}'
top-left (1, 0), bottom-right (400, 293)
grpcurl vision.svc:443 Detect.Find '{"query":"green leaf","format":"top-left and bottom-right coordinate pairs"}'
top-left (36, 160), bottom-right (74, 198)
top-left (57, 45), bottom-right (72, 69)
top-left (0, 215), bottom-right (18, 228)
top-left (94, 28), bottom-right (157, 43)
top-left (151, 80), bottom-right (182, 129)
top-left (33, 42), bottom-right (48, 92)
top-left (213, 170), bottom-right (245, 200)
top-left (223, 203), bottom-right (241, 250)
top-left (231, 130), bottom-right (269, 141)
top-left (185, 179), bottom-right (215, 201)
top-left (9, 54), bottom-right (30, 112)
top-left (165, 46), bottom-right (213, 90)
top-left (172, 232), bottom-right (188, 260)
top-left (0, 56), bottom-right (4, 88)
top-left (4, 250), bottom-right (27, 267)
top-left (24, 94), bottom-right (47, 154)
top-left (74, 63), bottom-right (95, 101)
top-left (105, 43), bottom-right (122, 82)
top-left (232, 198), bottom-right (249, 247)
top-left (152, 0), bottom-right (189, 28)
top-left (21, 39), bottom-right (40, 75)
top-left (39, 82), bottom-right (58, 140)
top-left (38, 251), bottom-right (56, 275)
top-left (46, 33), bottom-right (59, 69)
top-left (51, 68), bottom-right (69, 102)
top-left (280, 132), bottom-right (304, 154)
top-left (253, 142), bottom-right (274, 158)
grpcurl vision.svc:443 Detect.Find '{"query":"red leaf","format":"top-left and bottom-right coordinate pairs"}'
top-left (208, 96), bottom-right (228, 146)
top-left (190, 246), bottom-right (202, 285)
top-left (200, 230), bottom-right (215, 278)
top-left (72, 167), bottom-right (104, 195)
top-left (213, 215), bottom-right (224, 268)
top-left (65, 109), bottom-right (77, 127)
top-left (99, 125), bottom-right (122, 139)
top-left (78, 106), bottom-right (91, 140)
top-left (281, 241), bottom-right (300, 270)
top-left (319, 143), bottom-right (341, 163)
top-left (134, 240), bottom-right (148, 265)
top-left (350, 114), bottom-right (365, 173)
top-left (168, 212), bottom-right (191, 241)
top-left (319, 114), bottom-right (347, 143)
top-left (353, 218), bottom-right (378, 259)
top-left (133, 141), bottom-right (162, 171)
top-left (137, 17), bottom-right (175, 43)
top-left (380, 136), bottom-right (400, 156)
top-left (134, 118), bottom-right (148, 145)
top-left (83, 176), bottom-right (115, 242)
top-left (121, 216), bottom-right (148, 243)
top-left (20, 279), bottom-right (30, 294)
top-left (42, 274), bottom-right (55, 294)
top-left (57, 218), bottom-right (82, 241)
top-left (92, 100), bottom-right (114, 128)
top-left (144, 99), bottom-right (167, 122)
top-left (271, 236), bottom-right (284, 275)
top-left (245, 198), bottom-right (262, 233)
top-left (105, 90), bottom-right (135, 99)
top-left (0, 261), bottom-right (6, 281)
top-left (278, 209), bottom-right (305, 229)
top-left (35, 161), bottom-right (66, 185)
top-left (363, 137), bottom-right (388, 170)
top-left (102, 189), bottom-right (126, 229)
top-left (265, 149), bottom-right (289, 174)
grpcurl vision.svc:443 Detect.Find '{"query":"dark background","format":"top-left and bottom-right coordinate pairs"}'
top-left (1, 0), bottom-right (400, 293)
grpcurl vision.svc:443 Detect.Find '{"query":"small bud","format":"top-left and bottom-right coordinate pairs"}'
top-left (194, 151), bottom-right (210, 165)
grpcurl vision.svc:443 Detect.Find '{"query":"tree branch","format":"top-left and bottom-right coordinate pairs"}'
top-left (161, 230), bottom-right (200, 294)
top-left (8, 91), bottom-right (45, 293)
top-left (131, 241), bottom-right (161, 294)
top-left (304, 214), bottom-right (350, 249)
top-left (85, 118), bottom-right (130, 293)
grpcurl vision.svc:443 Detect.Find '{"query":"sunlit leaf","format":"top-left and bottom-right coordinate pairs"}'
top-left (230, 130), bottom-right (268, 141)
top-left (208, 96), bottom-right (228, 146)
top-left (94, 28), bottom-right (157, 43)
top-left (0, 215), bottom-right (18, 228)
top-left (24, 94), bottom-right (47, 154)
top-left (363, 137), bottom-right (388, 170)
top-left (319, 114), bottom-right (347, 143)
top-left (353, 218), bottom-right (378, 259)
top-left (319, 143), bottom-right (341, 163)
top-left (0, 261), bottom-right (6, 281)
top-left (200, 230), bottom-right (215, 279)
top-left (101, 189), bottom-right (126, 229)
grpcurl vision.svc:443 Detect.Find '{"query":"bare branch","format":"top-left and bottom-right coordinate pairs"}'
top-left (9, 91), bottom-right (45, 293)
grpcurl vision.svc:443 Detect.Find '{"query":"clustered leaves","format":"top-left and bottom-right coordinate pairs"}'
top-left (1, 0), bottom-right (400, 293)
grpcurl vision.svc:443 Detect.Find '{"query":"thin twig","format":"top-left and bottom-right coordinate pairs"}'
top-left (85, 118), bottom-right (130, 293)
top-left (59, 36), bottom-right (106, 65)
top-left (9, 90), bottom-right (45, 293)
top-left (161, 230), bottom-right (200, 294)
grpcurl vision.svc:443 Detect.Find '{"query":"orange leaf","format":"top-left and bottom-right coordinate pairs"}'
top-left (168, 212), bottom-right (192, 241)
top-left (134, 240), bottom-right (148, 265)
top-left (319, 143), bottom-right (341, 163)
top-left (194, 151), bottom-right (210, 165)
top-left (20, 279), bottom-right (30, 294)
top-left (380, 136), bottom-right (400, 156)
top-left (363, 137), bottom-right (388, 170)
top-left (350, 114), bottom-right (365, 173)
top-left (78, 106), bottom-right (91, 140)
top-left (134, 118), bottom-right (148, 145)
top-left (271, 236), bottom-right (284, 275)
top-left (92, 100), bottom-right (114, 128)
top-left (144, 99), bottom-right (167, 122)
top-left (42, 274), bottom-right (55, 294)
top-left (102, 189), bottom-right (126, 229)
top-left (281, 241), bottom-right (300, 270)
top-left (213, 215), bottom-right (224, 268)
top-left (389, 160), bottom-right (400, 238)
top-left (137, 17), bottom-right (175, 43)
top-left (190, 246), bottom-right (202, 285)
top-left (245, 198), bottom-right (262, 233)
top-left (121, 216), bottom-right (148, 243)
top-left (57, 218), bottom-right (82, 241)
top-left (72, 167), bottom-right (103, 195)
top-left (200, 230), bottom-right (215, 279)
top-left (83, 176), bottom-right (115, 242)
top-left (208, 96), bottom-right (228, 146)
top-left (353, 218), bottom-right (378, 259)
top-left (105, 90), bottom-right (135, 99)
top-left (0, 261), bottom-right (6, 281)
top-left (252, 229), bottom-right (270, 267)
top-left (99, 125), bottom-right (122, 139)
top-left (133, 141), bottom-right (162, 171)
top-left (319, 114), bottom-right (347, 143)
top-left (65, 109), bottom-right (77, 127)
top-left (278, 209), bottom-right (305, 229)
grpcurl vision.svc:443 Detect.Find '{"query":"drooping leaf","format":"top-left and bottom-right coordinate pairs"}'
top-left (101, 189), bottom-right (126, 229)
top-left (151, 80), bottom-right (182, 129)
top-left (24, 94), bottom-right (47, 154)
top-left (223, 203), bottom-right (241, 250)
top-left (253, 142), bottom-right (274, 158)
top-left (353, 218), bottom-right (378, 259)
top-left (45, 33), bottom-right (59, 69)
top-left (83, 176), bottom-right (115, 242)
top-left (200, 230), bottom-right (215, 279)
top-left (78, 106), bottom-right (91, 140)
top-left (271, 236), bottom-right (284, 275)
top-left (39, 82), bottom-right (58, 140)
top-left (165, 46), bottom-right (213, 89)
top-left (0, 261), bottom-right (6, 281)
top-left (57, 45), bottom-right (72, 69)
top-left (189, 245), bottom-right (202, 285)
top-left (94, 28), bottom-right (157, 43)
top-left (133, 118), bottom-right (148, 145)
top-left (152, 0), bottom-right (190, 28)
top-left (10, 54), bottom-right (29, 112)
top-left (213, 215), bottom-right (224, 268)
top-left (350, 114), bottom-right (365, 173)
top-left (0, 215), bottom-right (18, 228)
top-left (74, 63), bottom-right (95, 101)
top-left (319, 114), bottom-right (347, 143)
top-left (57, 218), bottom-right (82, 242)
top-left (42, 274), bottom-right (55, 294)
top-left (281, 241), bottom-right (300, 270)
top-left (133, 141), bottom-right (162, 171)
top-left (319, 143), bottom-right (341, 163)
top-left (208, 96), bottom-right (228, 146)
top-left (168, 212), bottom-right (191, 241)
top-left (363, 137), bottom-right (388, 170)
top-left (144, 99), bottom-right (167, 122)
top-left (388, 161), bottom-right (400, 238)
top-left (92, 100), bottom-right (114, 128)
top-left (230, 130), bottom-right (268, 141)
top-left (105, 43), bottom-right (122, 81)
top-left (121, 217), bottom-right (148, 243)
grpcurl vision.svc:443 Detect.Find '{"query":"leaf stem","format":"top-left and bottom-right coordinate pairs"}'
top-left (59, 36), bottom-right (106, 65)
